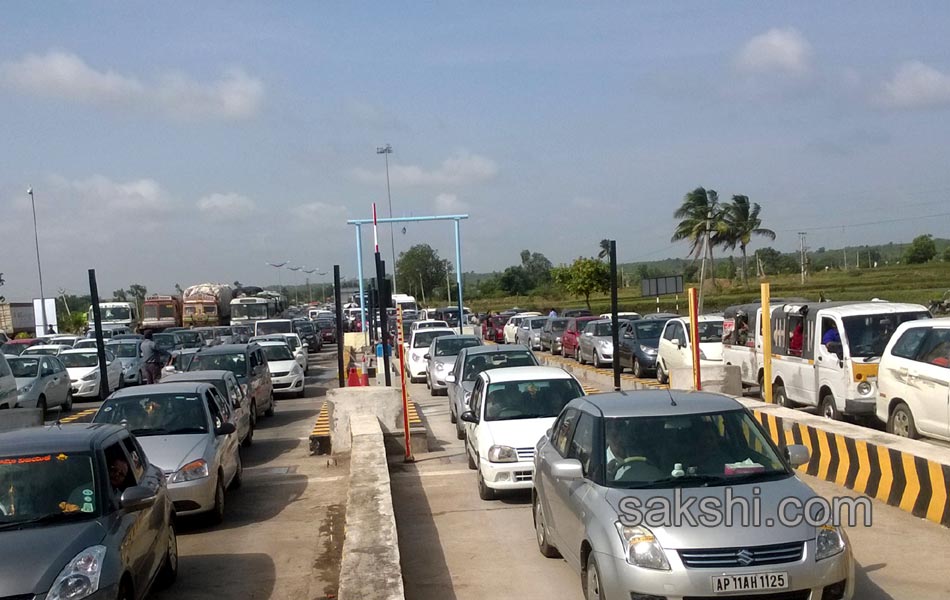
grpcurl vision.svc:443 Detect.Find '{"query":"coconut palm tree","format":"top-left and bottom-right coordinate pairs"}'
top-left (720, 195), bottom-right (776, 285)
top-left (671, 187), bottom-right (725, 286)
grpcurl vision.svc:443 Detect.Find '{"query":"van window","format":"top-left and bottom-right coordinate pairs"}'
top-left (917, 329), bottom-right (950, 368)
top-left (891, 328), bottom-right (929, 360)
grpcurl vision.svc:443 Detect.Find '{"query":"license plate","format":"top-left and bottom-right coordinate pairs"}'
top-left (712, 572), bottom-right (788, 594)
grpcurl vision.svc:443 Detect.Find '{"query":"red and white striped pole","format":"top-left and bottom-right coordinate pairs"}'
top-left (373, 202), bottom-right (379, 253)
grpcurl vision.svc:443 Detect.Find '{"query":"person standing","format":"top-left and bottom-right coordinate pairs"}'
top-left (140, 331), bottom-right (162, 384)
top-left (548, 308), bottom-right (558, 318)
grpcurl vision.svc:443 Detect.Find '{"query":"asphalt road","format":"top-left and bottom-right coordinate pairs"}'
top-left (396, 372), bottom-right (950, 600)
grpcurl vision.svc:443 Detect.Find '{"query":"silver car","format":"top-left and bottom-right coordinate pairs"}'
top-left (424, 334), bottom-right (483, 396)
top-left (161, 370), bottom-right (255, 447)
top-left (445, 345), bottom-right (539, 440)
top-left (8, 355), bottom-right (72, 413)
top-left (577, 319), bottom-right (624, 368)
top-left (516, 317), bottom-right (548, 350)
top-left (94, 382), bottom-right (242, 524)
top-left (533, 391), bottom-right (854, 600)
top-left (107, 339), bottom-right (146, 385)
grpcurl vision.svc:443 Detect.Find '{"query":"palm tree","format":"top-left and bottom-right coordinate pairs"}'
top-left (598, 239), bottom-right (611, 259)
top-left (720, 195), bottom-right (776, 285)
top-left (671, 187), bottom-right (725, 286)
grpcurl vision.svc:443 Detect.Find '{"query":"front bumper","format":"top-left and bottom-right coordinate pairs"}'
top-left (596, 540), bottom-right (853, 600)
top-left (480, 458), bottom-right (534, 490)
top-left (272, 372), bottom-right (305, 394)
top-left (165, 474), bottom-right (217, 515)
top-left (408, 359), bottom-right (427, 378)
top-left (71, 379), bottom-right (100, 398)
top-left (429, 372), bottom-right (448, 390)
top-left (844, 397), bottom-right (876, 415)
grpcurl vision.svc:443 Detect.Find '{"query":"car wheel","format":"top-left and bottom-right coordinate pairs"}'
top-left (579, 348), bottom-right (587, 365)
top-left (117, 580), bottom-right (133, 600)
top-left (888, 403), bottom-right (919, 439)
top-left (156, 521), bottom-right (179, 588)
top-left (208, 476), bottom-right (225, 525)
top-left (242, 420), bottom-right (254, 447)
top-left (230, 453), bottom-right (243, 490)
top-left (632, 357), bottom-right (643, 378)
top-left (467, 447), bottom-right (476, 470)
top-left (264, 394), bottom-right (275, 417)
top-left (63, 389), bottom-right (73, 412)
top-left (297, 385), bottom-right (306, 398)
top-left (820, 394), bottom-right (840, 420)
top-left (657, 361), bottom-right (669, 384)
top-left (456, 419), bottom-right (465, 440)
top-left (450, 403), bottom-right (457, 423)
top-left (534, 494), bottom-right (560, 558)
top-left (584, 554), bottom-right (603, 600)
top-left (593, 351), bottom-right (602, 369)
top-left (774, 384), bottom-right (794, 408)
top-left (477, 466), bottom-right (497, 501)
top-left (37, 395), bottom-right (47, 417)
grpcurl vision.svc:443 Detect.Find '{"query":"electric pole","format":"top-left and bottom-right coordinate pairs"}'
top-left (798, 232), bottom-right (807, 284)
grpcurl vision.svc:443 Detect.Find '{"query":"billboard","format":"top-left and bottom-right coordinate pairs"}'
top-left (640, 276), bottom-right (685, 298)
top-left (33, 298), bottom-right (58, 336)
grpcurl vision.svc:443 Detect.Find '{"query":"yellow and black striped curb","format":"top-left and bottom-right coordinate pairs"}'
top-left (309, 402), bottom-right (331, 455)
top-left (58, 408), bottom-right (98, 424)
top-left (407, 401), bottom-right (423, 427)
top-left (753, 411), bottom-right (950, 528)
top-left (541, 353), bottom-right (669, 390)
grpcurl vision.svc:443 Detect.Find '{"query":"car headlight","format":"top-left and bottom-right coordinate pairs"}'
top-left (816, 525), bottom-right (846, 561)
top-left (412, 353), bottom-right (421, 362)
top-left (292, 364), bottom-right (303, 374)
top-left (699, 349), bottom-right (708, 360)
top-left (171, 459), bottom-right (210, 483)
top-left (47, 545), bottom-right (107, 600)
top-left (488, 445), bottom-right (518, 463)
top-left (640, 344), bottom-right (656, 354)
top-left (436, 362), bottom-right (445, 371)
top-left (18, 383), bottom-right (34, 394)
top-left (615, 523), bottom-right (670, 570)
top-left (81, 371), bottom-right (98, 381)
top-left (857, 381), bottom-right (872, 395)
top-left (555, 336), bottom-right (561, 342)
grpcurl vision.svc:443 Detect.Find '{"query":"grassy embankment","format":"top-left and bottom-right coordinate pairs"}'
top-left (468, 262), bottom-right (950, 315)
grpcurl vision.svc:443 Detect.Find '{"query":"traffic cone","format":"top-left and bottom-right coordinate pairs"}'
top-left (347, 366), bottom-right (362, 387)
top-left (360, 355), bottom-right (370, 386)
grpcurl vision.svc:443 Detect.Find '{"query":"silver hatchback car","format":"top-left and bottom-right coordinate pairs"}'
top-left (533, 391), bottom-right (854, 600)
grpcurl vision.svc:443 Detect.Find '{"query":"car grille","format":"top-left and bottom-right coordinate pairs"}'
top-left (274, 382), bottom-right (292, 389)
top-left (678, 541), bottom-right (804, 569)
top-left (516, 447), bottom-right (535, 461)
top-left (273, 371), bottom-right (289, 378)
top-left (514, 470), bottom-right (533, 482)
top-left (684, 592), bottom-right (810, 600)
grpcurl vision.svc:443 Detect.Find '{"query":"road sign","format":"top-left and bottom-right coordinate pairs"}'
top-left (641, 275), bottom-right (684, 297)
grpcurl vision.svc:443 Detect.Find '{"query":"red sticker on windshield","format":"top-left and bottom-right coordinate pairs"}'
top-left (0, 454), bottom-right (53, 465)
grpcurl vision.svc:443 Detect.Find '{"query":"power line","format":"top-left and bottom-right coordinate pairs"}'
top-left (776, 210), bottom-right (950, 233)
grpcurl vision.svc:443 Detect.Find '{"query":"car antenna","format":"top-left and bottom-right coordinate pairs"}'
top-left (667, 388), bottom-right (677, 407)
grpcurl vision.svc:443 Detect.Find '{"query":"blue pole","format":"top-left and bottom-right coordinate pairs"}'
top-left (454, 219), bottom-right (464, 335)
top-left (355, 225), bottom-right (367, 344)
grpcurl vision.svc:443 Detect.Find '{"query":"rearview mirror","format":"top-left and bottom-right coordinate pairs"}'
top-left (785, 444), bottom-right (810, 468)
top-left (445, 374), bottom-right (456, 383)
top-left (550, 458), bottom-right (583, 480)
top-left (460, 410), bottom-right (478, 424)
top-left (120, 485), bottom-right (157, 512)
top-left (215, 422), bottom-right (237, 436)
top-left (672, 338), bottom-right (684, 348)
top-left (424, 353), bottom-right (431, 360)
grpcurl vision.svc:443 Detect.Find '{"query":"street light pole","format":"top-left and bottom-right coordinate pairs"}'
top-left (376, 143), bottom-right (397, 293)
top-left (28, 187), bottom-right (49, 334)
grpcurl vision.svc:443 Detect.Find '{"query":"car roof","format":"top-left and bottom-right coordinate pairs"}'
top-left (435, 334), bottom-right (480, 342)
top-left (195, 343), bottom-right (254, 354)
top-left (257, 341), bottom-right (290, 347)
top-left (412, 328), bottom-right (455, 336)
top-left (0, 423), bottom-right (128, 455)
top-left (61, 348), bottom-right (100, 354)
top-left (570, 390), bottom-right (743, 418)
top-left (26, 344), bottom-right (71, 350)
top-left (161, 370), bottom-right (234, 383)
top-left (482, 365), bottom-right (573, 384)
top-left (461, 344), bottom-right (532, 356)
top-left (669, 315), bottom-right (724, 324)
top-left (109, 382), bottom-right (212, 398)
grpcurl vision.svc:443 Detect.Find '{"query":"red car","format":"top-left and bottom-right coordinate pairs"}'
top-left (483, 315), bottom-right (509, 343)
top-left (560, 316), bottom-right (599, 359)
top-left (0, 338), bottom-right (42, 355)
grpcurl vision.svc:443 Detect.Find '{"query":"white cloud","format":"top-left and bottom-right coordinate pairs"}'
top-left (434, 193), bottom-right (468, 213)
top-left (197, 192), bottom-right (256, 220)
top-left (57, 174), bottom-right (175, 217)
top-left (350, 151), bottom-right (499, 187)
top-left (735, 28), bottom-right (813, 76)
top-left (292, 202), bottom-right (348, 228)
top-left (0, 50), bottom-right (263, 120)
top-left (875, 61), bottom-right (950, 109)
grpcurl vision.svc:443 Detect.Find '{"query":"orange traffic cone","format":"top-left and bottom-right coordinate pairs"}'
top-left (360, 356), bottom-right (370, 386)
top-left (347, 366), bottom-right (362, 387)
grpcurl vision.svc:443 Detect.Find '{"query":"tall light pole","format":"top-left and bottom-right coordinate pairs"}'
top-left (287, 265), bottom-right (302, 305)
top-left (266, 261), bottom-right (288, 294)
top-left (376, 143), bottom-right (397, 293)
top-left (27, 187), bottom-right (49, 333)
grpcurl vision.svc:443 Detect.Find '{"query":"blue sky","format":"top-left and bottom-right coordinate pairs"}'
top-left (2, 2), bottom-right (950, 300)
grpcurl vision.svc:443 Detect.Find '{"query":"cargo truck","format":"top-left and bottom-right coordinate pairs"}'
top-left (142, 294), bottom-right (183, 331)
top-left (87, 301), bottom-right (138, 332)
top-left (182, 283), bottom-right (233, 327)
top-left (0, 302), bottom-right (38, 336)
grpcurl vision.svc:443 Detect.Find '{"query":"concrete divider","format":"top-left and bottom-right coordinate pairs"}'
top-left (670, 365), bottom-right (742, 396)
top-left (337, 414), bottom-right (406, 600)
top-left (0, 408), bottom-right (43, 432)
top-left (327, 387), bottom-right (428, 456)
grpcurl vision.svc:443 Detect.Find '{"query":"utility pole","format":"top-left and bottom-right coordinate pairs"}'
top-left (798, 232), bottom-right (807, 284)
top-left (697, 195), bottom-right (714, 314)
top-left (376, 144), bottom-right (397, 293)
top-left (844, 249), bottom-right (848, 270)
top-left (28, 187), bottom-right (49, 333)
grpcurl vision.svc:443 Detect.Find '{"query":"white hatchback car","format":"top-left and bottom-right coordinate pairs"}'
top-left (504, 312), bottom-right (542, 344)
top-left (460, 366), bottom-right (585, 500)
top-left (258, 341), bottom-right (306, 397)
top-left (877, 318), bottom-right (950, 441)
top-left (405, 328), bottom-right (456, 382)
top-left (60, 348), bottom-right (124, 398)
top-left (656, 316), bottom-right (725, 384)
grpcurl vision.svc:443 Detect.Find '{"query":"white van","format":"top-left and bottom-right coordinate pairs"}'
top-left (876, 318), bottom-right (950, 441)
top-left (254, 319), bottom-right (293, 336)
top-left (721, 298), bottom-right (810, 389)
top-left (656, 316), bottom-right (724, 384)
top-left (768, 301), bottom-right (930, 420)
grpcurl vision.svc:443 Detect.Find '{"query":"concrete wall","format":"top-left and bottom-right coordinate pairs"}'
top-left (0, 408), bottom-right (43, 432)
top-left (669, 365), bottom-right (742, 396)
top-left (327, 387), bottom-right (405, 453)
top-left (337, 414), bottom-right (406, 600)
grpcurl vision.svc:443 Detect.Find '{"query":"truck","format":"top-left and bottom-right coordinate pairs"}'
top-left (142, 294), bottom-right (183, 331)
top-left (87, 301), bottom-right (138, 332)
top-left (0, 302), bottom-right (38, 336)
top-left (182, 283), bottom-right (234, 327)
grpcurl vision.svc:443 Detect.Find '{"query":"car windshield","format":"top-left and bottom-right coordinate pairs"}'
top-left (316, 320), bottom-right (335, 329)
top-left (233, 303), bottom-right (269, 319)
top-left (95, 393), bottom-right (209, 436)
top-left (296, 323), bottom-right (314, 334)
top-left (685, 321), bottom-right (725, 343)
top-left (214, 327), bottom-right (232, 336)
top-left (188, 352), bottom-right (247, 377)
top-left (0, 452), bottom-right (99, 524)
top-left (413, 330), bottom-right (453, 348)
top-left (8, 358), bottom-right (40, 378)
top-left (257, 321), bottom-right (292, 335)
top-left (153, 334), bottom-right (178, 350)
top-left (177, 332), bottom-right (201, 345)
top-left (529, 319), bottom-right (547, 330)
top-left (842, 311), bottom-right (931, 358)
top-left (548, 319), bottom-right (569, 332)
top-left (603, 410), bottom-right (788, 488)
top-left (61, 353), bottom-right (99, 368)
top-left (490, 316), bottom-right (508, 327)
top-left (591, 323), bottom-right (613, 336)
top-left (262, 345), bottom-right (294, 361)
top-left (24, 348), bottom-right (59, 356)
top-left (106, 343), bottom-right (138, 358)
top-left (633, 321), bottom-right (665, 339)
top-left (194, 330), bottom-right (213, 340)
top-left (101, 307), bottom-right (131, 321)
top-left (435, 338), bottom-right (481, 357)
top-left (1, 343), bottom-right (26, 355)
top-left (74, 340), bottom-right (97, 349)
top-left (484, 379), bottom-right (584, 421)
top-left (463, 351), bottom-right (538, 381)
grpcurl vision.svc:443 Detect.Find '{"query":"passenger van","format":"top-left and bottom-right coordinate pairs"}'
top-left (655, 315), bottom-right (724, 384)
top-left (722, 299), bottom-right (809, 389)
top-left (767, 301), bottom-right (930, 419)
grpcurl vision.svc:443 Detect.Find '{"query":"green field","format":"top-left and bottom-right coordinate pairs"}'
top-left (468, 262), bottom-right (950, 315)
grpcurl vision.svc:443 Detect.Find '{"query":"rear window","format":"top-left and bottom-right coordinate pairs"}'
top-left (463, 351), bottom-right (538, 381)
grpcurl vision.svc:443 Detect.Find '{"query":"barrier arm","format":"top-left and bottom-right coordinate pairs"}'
top-left (761, 283), bottom-right (773, 403)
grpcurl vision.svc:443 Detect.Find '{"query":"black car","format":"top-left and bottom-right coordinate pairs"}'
top-left (0, 423), bottom-right (177, 599)
top-left (292, 320), bottom-right (322, 353)
top-left (562, 308), bottom-right (593, 318)
top-left (616, 318), bottom-right (669, 378)
top-left (539, 317), bottom-right (570, 354)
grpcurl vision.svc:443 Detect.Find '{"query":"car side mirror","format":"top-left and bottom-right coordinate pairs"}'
top-left (785, 444), bottom-right (810, 468)
top-left (215, 422), bottom-right (237, 436)
top-left (546, 427), bottom-right (553, 439)
top-left (460, 410), bottom-right (478, 424)
top-left (672, 338), bottom-right (684, 348)
top-left (445, 373), bottom-right (456, 383)
top-left (120, 485), bottom-right (157, 512)
top-left (623, 333), bottom-right (632, 339)
top-left (551, 458), bottom-right (584, 480)
top-left (424, 353), bottom-right (431, 360)
top-left (163, 365), bottom-right (175, 373)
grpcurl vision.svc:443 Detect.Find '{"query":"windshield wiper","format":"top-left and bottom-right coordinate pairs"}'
top-left (725, 470), bottom-right (791, 484)
top-left (131, 428), bottom-right (169, 436)
top-left (625, 474), bottom-right (728, 489)
top-left (166, 427), bottom-right (208, 435)
top-left (0, 511), bottom-right (90, 530)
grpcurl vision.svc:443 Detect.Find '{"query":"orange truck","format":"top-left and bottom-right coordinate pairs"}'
top-left (182, 283), bottom-right (234, 327)
top-left (142, 294), bottom-right (182, 332)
